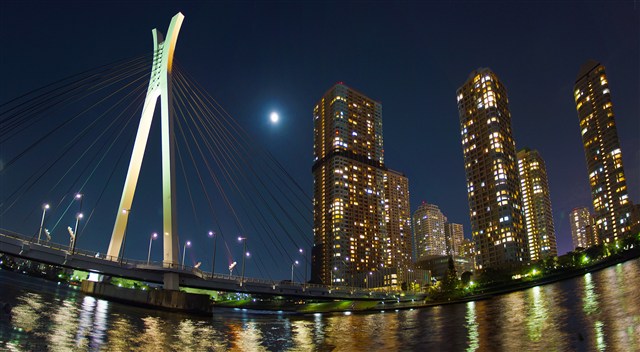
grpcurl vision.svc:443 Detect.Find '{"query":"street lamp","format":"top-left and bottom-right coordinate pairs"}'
top-left (367, 271), bottom-right (373, 289)
top-left (238, 237), bottom-right (247, 286)
top-left (291, 260), bottom-right (299, 283)
top-left (331, 266), bottom-right (337, 287)
top-left (69, 193), bottom-right (83, 254)
top-left (119, 208), bottom-right (130, 263)
top-left (37, 204), bottom-right (50, 244)
top-left (299, 248), bottom-right (307, 286)
top-left (71, 213), bottom-right (83, 254)
top-left (181, 240), bottom-right (192, 269)
top-left (208, 231), bottom-right (217, 275)
top-left (147, 232), bottom-right (158, 264)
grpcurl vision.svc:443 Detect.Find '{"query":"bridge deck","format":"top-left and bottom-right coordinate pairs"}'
top-left (0, 230), bottom-right (404, 301)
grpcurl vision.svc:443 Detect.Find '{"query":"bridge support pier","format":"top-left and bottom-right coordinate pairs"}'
top-left (164, 272), bottom-right (180, 291)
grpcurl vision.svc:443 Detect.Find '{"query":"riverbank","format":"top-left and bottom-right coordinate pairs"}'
top-left (357, 247), bottom-right (640, 314)
top-left (213, 247), bottom-right (640, 315)
top-left (4, 247), bottom-right (639, 316)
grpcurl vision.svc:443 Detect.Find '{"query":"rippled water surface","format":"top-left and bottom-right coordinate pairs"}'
top-left (1, 259), bottom-right (639, 351)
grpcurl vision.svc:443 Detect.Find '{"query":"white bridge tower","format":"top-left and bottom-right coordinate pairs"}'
top-left (106, 12), bottom-right (184, 290)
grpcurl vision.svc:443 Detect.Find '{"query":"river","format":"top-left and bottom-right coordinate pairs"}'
top-left (1, 259), bottom-right (639, 351)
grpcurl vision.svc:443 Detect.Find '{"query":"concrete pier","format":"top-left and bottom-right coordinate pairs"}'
top-left (81, 281), bottom-right (211, 315)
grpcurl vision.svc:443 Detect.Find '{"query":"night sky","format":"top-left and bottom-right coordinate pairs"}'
top-left (1, 1), bottom-right (638, 279)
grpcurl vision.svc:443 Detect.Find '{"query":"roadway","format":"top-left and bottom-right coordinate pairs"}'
top-left (0, 229), bottom-right (400, 301)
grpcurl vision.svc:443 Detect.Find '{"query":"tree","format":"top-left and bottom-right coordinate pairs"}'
top-left (442, 256), bottom-right (459, 291)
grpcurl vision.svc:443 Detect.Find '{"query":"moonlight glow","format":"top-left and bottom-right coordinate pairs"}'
top-left (270, 112), bottom-right (279, 124)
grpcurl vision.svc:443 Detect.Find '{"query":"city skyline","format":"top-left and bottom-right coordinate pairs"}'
top-left (1, 2), bottom-right (638, 279)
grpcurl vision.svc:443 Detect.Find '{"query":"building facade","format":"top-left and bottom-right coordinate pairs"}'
top-left (573, 61), bottom-right (636, 243)
top-left (457, 68), bottom-right (528, 271)
top-left (312, 83), bottom-right (412, 287)
top-left (412, 202), bottom-right (448, 260)
top-left (384, 169), bottom-right (413, 271)
top-left (570, 207), bottom-right (597, 249)
top-left (461, 238), bottom-right (477, 270)
top-left (445, 222), bottom-right (464, 257)
top-left (517, 149), bottom-right (557, 261)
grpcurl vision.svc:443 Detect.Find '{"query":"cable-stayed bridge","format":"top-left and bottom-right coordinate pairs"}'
top-left (0, 13), bottom-right (391, 301)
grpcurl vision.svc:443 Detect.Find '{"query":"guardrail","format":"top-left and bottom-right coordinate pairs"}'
top-left (1, 229), bottom-right (404, 297)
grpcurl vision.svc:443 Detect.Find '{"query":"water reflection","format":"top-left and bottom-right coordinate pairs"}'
top-left (499, 291), bottom-right (527, 350)
top-left (291, 319), bottom-right (314, 350)
top-left (312, 313), bottom-right (326, 346)
top-left (526, 286), bottom-right (547, 341)
top-left (595, 261), bottom-right (640, 351)
top-left (234, 321), bottom-right (265, 351)
top-left (594, 320), bottom-right (606, 351)
top-left (50, 300), bottom-right (83, 350)
top-left (135, 316), bottom-right (167, 352)
top-left (108, 316), bottom-right (136, 351)
top-left (583, 273), bottom-right (598, 315)
top-left (11, 292), bottom-right (44, 333)
top-left (465, 301), bottom-right (479, 352)
top-left (76, 295), bottom-right (108, 350)
top-left (1, 260), bottom-right (640, 351)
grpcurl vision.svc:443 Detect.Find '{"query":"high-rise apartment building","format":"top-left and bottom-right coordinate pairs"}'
top-left (384, 169), bottom-right (413, 271)
top-left (413, 202), bottom-right (448, 259)
top-left (517, 149), bottom-right (557, 261)
top-left (574, 61), bottom-right (636, 243)
top-left (445, 222), bottom-right (464, 256)
top-left (570, 207), bottom-right (597, 249)
top-left (312, 83), bottom-right (411, 286)
top-left (461, 238), bottom-right (477, 270)
top-left (457, 68), bottom-right (528, 270)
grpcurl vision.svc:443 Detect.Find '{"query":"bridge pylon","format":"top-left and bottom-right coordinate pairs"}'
top-left (106, 13), bottom-right (184, 290)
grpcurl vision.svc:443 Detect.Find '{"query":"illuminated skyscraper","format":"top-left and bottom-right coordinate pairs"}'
top-left (574, 61), bottom-right (636, 243)
top-left (517, 149), bottom-right (557, 261)
top-left (570, 207), bottom-right (597, 249)
top-left (312, 83), bottom-right (391, 286)
top-left (445, 222), bottom-right (464, 256)
top-left (413, 202), bottom-right (448, 259)
top-left (461, 238), bottom-right (477, 270)
top-left (384, 169), bottom-right (413, 271)
top-left (456, 68), bottom-right (528, 270)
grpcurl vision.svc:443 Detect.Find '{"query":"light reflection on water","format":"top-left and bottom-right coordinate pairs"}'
top-left (465, 301), bottom-right (479, 352)
top-left (1, 259), bottom-right (639, 351)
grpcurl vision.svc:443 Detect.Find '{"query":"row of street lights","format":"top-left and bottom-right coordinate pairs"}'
top-left (38, 193), bottom-right (83, 251)
top-left (290, 248), bottom-right (308, 285)
top-left (144, 232), bottom-right (248, 283)
top-left (36, 197), bottom-right (306, 284)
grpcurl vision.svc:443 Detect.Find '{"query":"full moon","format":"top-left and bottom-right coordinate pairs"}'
top-left (270, 111), bottom-right (279, 124)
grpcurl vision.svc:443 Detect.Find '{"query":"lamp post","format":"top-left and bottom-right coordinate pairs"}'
top-left (330, 266), bottom-right (337, 287)
top-left (291, 260), bottom-right (299, 283)
top-left (71, 193), bottom-right (83, 254)
top-left (71, 213), bottom-right (83, 255)
top-left (238, 237), bottom-right (247, 285)
top-left (299, 248), bottom-right (307, 286)
top-left (181, 240), bottom-right (192, 269)
top-left (119, 208), bottom-right (130, 263)
top-left (208, 231), bottom-right (217, 275)
top-left (37, 204), bottom-right (50, 244)
top-left (147, 232), bottom-right (158, 264)
top-left (367, 271), bottom-right (373, 289)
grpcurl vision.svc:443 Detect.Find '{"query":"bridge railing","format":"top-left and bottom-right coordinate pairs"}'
top-left (1, 229), bottom-right (402, 296)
